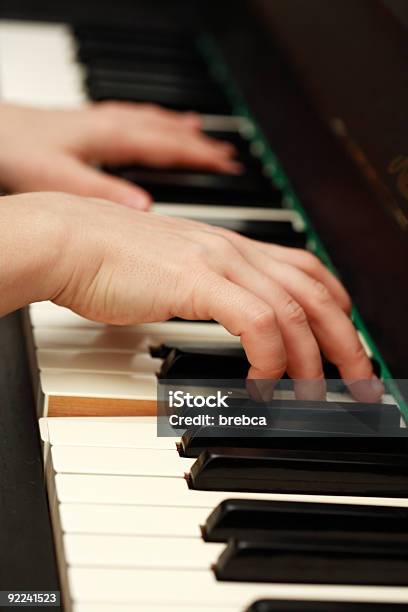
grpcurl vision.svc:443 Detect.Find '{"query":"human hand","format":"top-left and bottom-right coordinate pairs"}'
top-left (14, 191), bottom-right (381, 403)
top-left (0, 103), bottom-right (239, 210)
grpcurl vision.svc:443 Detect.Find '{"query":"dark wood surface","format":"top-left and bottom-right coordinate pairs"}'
top-left (0, 311), bottom-right (60, 607)
top-left (204, 0), bottom-right (408, 378)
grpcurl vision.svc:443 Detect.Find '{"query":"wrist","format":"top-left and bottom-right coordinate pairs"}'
top-left (0, 193), bottom-right (68, 314)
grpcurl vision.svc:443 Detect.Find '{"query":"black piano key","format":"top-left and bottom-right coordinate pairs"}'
top-left (74, 25), bottom-right (196, 49)
top-left (246, 602), bottom-right (408, 612)
top-left (173, 396), bottom-right (401, 433)
top-left (159, 346), bottom-right (380, 380)
top-left (188, 448), bottom-right (408, 496)
top-left (77, 39), bottom-right (203, 65)
top-left (85, 73), bottom-right (226, 104)
top-left (110, 164), bottom-right (269, 190)
top-left (186, 218), bottom-right (306, 247)
top-left (161, 346), bottom-right (248, 379)
top-left (179, 426), bottom-right (408, 458)
top-left (84, 57), bottom-right (209, 79)
top-left (109, 168), bottom-right (280, 206)
top-left (214, 533), bottom-right (408, 585)
top-left (203, 498), bottom-right (408, 543)
top-left (87, 79), bottom-right (231, 113)
top-left (85, 66), bottom-right (217, 92)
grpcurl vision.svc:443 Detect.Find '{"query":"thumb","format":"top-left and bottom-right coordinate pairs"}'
top-left (50, 155), bottom-right (152, 210)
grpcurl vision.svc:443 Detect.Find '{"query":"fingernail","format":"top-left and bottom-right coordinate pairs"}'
top-left (122, 196), bottom-right (151, 211)
top-left (294, 379), bottom-right (326, 401)
top-left (221, 162), bottom-right (244, 175)
top-left (217, 142), bottom-right (236, 154)
top-left (183, 112), bottom-right (201, 128)
top-left (246, 379), bottom-right (277, 402)
top-left (347, 375), bottom-right (385, 403)
top-left (369, 374), bottom-right (385, 396)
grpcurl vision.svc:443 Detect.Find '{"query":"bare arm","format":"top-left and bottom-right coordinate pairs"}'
top-left (0, 194), bottom-right (63, 313)
top-left (0, 191), bottom-right (383, 403)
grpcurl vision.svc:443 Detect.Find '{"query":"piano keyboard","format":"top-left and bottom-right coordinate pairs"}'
top-left (40, 415), bottom-right (408, 610)
top-left (1, 17), bottom-right (407, 612)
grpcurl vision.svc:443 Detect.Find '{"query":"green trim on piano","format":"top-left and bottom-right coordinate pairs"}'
top-left (198, 34), bottom-right (408, 419)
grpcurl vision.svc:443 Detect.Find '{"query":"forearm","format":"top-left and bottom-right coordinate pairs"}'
top-left (0, 193), bottom-right (63, 316)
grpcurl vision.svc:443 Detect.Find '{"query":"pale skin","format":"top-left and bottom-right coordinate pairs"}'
top-left (0, 102), bottom-right (241, 209)
top-left (0, 192), bottom-right (384, 403)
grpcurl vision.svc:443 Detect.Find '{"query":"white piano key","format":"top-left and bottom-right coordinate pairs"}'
top-left (30, 300), bottom-right (66, 311)
top-left (153, 203), bottom-right (300, 223)
top-left (29, 304), bottom-right (231, 338)
top-left (64, 533), bottom-right (223, 569)
top-left (40, 417), bottom-right (176, 449)
top-left (32, 322), bottom-right (238, 350)
top-left (55, 473), bottom-right (408, 509)
top-left (26, 306), bottom-right (377, 362)
top-left (60, 504), bottom-right (206, 537)
top-left (37, 349), bottom-right (162, 376)
top-left (40, 370), bottom-right (158, 401)
top-left (29, 303), bottom-right (102, 328)
top-left (201, 114), bottom-right (251, 132)
top-left (33, 327), bottom-right (152, 352)
top-left (38, 362), bottom-right (395, 407)
top-left (0, 21), bottom-right (85, 107)
top-left (51, 446), bottom-right (194, 476)
top-left (358, 331), bottom-right (373, 358)
top-left (68, 567), bottom-right (408, 607)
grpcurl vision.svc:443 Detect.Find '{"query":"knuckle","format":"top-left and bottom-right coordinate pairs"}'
top-left (310, 279), bottom-right (332, 306)
top-left (302, 251), bottom-right (322, 274)
top-left (342, 292), bottom-right (353, 313)
top-left (212, 225), bottom-right (241, 243)
top-left (92, 105), bottom-right (121, 135)
top-left (349, 341), bottom-right (369, 366)
top-left (281, 298), bottom-right (307, 326)
top-left (248, 308), bottom-right (277, 334)
top-left (202, 232), bottom-right (237, 258)
top-left (188, 242), bottom-right (212, 263)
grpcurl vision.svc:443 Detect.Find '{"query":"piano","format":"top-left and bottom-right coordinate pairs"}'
top-left (0, 1), bottom-right (408, 610)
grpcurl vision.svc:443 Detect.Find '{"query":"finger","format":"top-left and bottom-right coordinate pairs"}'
top-left (259, 260), bottom-right (383, 402)
top-left (85, 106), bottom-right (241, 173)
top-left (134, 131), bottom-right (241, 173)
top-left (139, 106), bottom-right (202, 130)
top-left (255, 243), bottom-right (351, 314)
top-left (185, 271), bottom-right (287, 382)
top-left (145, 132), bottom-right (242, 174)
top-left (91, 102), bottom-right (202, 142)
top-left (46, 155), bottom-right (152, 210)
top-left (180, 112), bottom-right (202, 129)
top-left (209, 228), bottom-right (351, 313)
top-left (221, 248), bottom-right (326, 399)
top-left (105, 102), bottom-right (203, 130)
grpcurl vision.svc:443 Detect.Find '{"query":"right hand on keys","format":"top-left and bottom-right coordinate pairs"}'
top-left (0, 102), bottom-right (240, 210)
top-left (2, 192), bottom-right (384, 402)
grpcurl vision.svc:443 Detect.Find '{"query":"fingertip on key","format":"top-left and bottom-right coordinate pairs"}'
top-left (347, 375), bottom-right (385, 403)
top-left (246, 378), bottom-right (277, 402)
